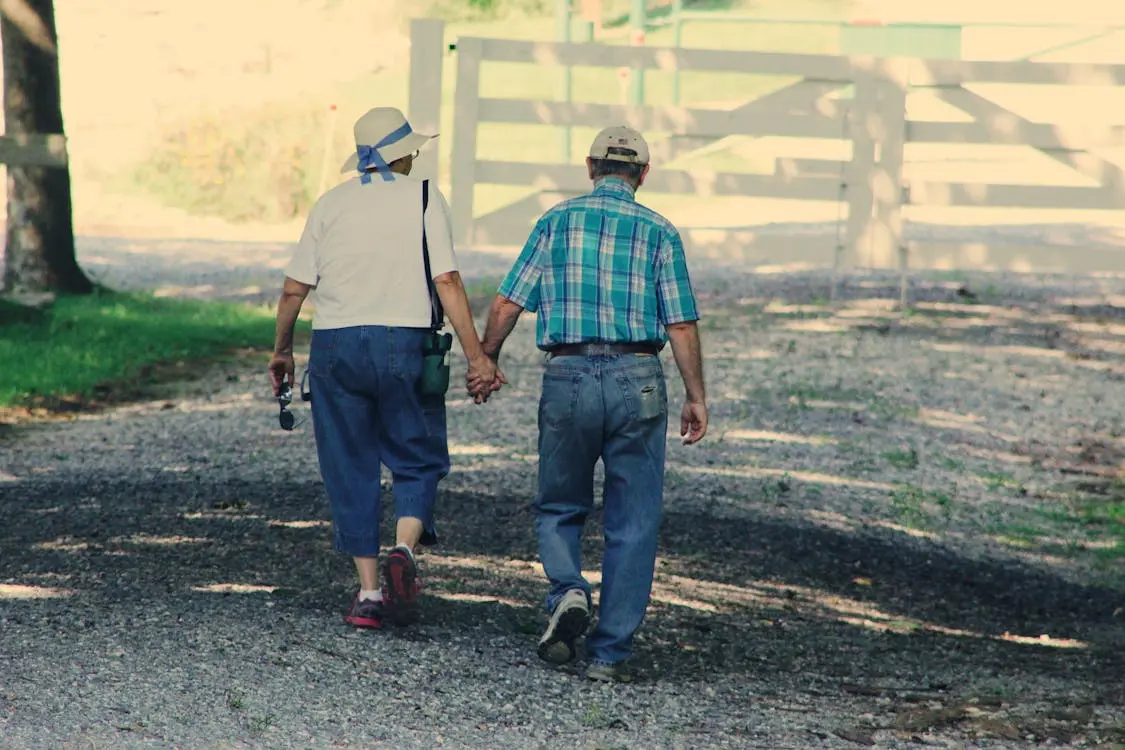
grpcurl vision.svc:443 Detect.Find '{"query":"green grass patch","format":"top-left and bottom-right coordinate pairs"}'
top-left (888, 484), bottom-right (953, 525)
top-left (884, 446), bottom-right (919, 470)
top-left (990, 489), bottom-right (1125, 571)
top-left (0, 292), bottom-right (300, 408)
top-left (979, 470), bottom-right (1025, 494)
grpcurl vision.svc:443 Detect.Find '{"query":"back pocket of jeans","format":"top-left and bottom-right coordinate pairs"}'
top-left (540, 374), bottom-right (580, 428)
top-left (622, 373), bottom-right (666, 422)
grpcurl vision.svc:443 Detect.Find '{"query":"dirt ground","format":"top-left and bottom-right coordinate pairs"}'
top-left (2, 249), bottom-right (1124, 747)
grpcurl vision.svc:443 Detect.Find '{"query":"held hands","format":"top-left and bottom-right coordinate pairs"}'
top-left (466, 354), bottom-right (506, 404)
top-left (268, 352), bottom-right (295, 396)
top-left (680, 401), bottom-right (708, 445)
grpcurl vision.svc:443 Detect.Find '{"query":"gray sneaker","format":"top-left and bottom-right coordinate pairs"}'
top-left (537, 589), bottom-right (590, 665)
top-left (587, 661), bottom-right (634, 683)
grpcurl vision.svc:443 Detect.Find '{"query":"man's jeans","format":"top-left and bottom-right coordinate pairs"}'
top-left (308, 326), bottom-right (449, 557)
top-left (535, 353), bottom-right (668, 666)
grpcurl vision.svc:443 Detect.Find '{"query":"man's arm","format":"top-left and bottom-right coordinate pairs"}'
top-left (481, 295), bottom-right (525, 360)
top-left (666, 321), bottom-right (704, 404)
top-left (666, 321), bottom-right (707, 444)
top-left (464, 213), bottom-right (547, 396)
top-left (269, 276), bottom-right (313, 394)
top-left (485, 215), bottom-right (548, 362)
top-left (656, 227), bottom-right (707, 444)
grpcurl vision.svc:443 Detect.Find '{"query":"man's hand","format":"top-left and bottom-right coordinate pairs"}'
top-left (268, 352), bottom-right (295, 396)
top-left (466, 355), bottom-right (496, 403)
top-left (466, 355), bottom-right (506, 404)
top-left (680, 401), bottom-right (708, 445)
top-left (469, 373), bottom-right (507, 404)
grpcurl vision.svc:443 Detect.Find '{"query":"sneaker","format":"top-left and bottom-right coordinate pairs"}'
top-left (537, 589), bottom-right (590, 665)
top-left (344, 596), bottom-right (384, 629)
top-left (381, 545), bottom-right (420, 626)
top-left (586, 661), bottom-right (634, 683)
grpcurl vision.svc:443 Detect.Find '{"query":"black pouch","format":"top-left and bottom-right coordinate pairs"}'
top-left (418, 179), bottom-right (450, 396)
top-left (420, 330), bottom-right (453, 396)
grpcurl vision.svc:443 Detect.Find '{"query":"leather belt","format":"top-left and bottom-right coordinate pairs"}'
top-left (546, 342), bottom-right (660, 357)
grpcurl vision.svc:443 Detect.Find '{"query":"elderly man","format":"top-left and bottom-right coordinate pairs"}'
top-left (269, 106), bottom-right (498, 630)
top-left (475, 126), bottom-right (708, 682)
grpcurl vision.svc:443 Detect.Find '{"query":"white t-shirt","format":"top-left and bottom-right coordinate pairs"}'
top-left (285, 175), bottom-right (458, 330)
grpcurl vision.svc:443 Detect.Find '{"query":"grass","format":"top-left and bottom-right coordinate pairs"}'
top-left (889, 484), bottom-right (954, 525)
top-left (0, 292), bottom-right (301, 409)
top-left (121, 0), bottom-right (849, 223)
top-left (884, 446), bottom-right (920, 470)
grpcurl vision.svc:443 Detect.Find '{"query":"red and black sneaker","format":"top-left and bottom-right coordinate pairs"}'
top-left (344, 596), bottom-right (384, 629)
top-left (381, 546), bottom-right (420, 626)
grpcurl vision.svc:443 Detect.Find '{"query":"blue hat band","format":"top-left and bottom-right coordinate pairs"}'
top-left (356, 121), bottom-right (414, 184)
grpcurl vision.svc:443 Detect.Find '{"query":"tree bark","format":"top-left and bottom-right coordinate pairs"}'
top-left (1, 0), bottom-right (91, 294)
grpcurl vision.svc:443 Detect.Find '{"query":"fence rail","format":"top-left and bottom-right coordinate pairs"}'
top-left (0, 134), bottom-right (68, 168)
top-left (407, 18), bottom-right (1125, 283)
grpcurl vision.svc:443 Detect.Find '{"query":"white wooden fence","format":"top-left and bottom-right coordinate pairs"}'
top-left (899, 59), bottom-right (1125, 274)
top-left (408, 18), bottom-right (1125, 277)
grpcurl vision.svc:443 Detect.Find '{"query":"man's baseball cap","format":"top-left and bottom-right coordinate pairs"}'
top-left (588, 125), bottom-right (650, 164)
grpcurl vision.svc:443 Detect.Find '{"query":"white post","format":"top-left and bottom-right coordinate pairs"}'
top-left (844, 60), bottom-right (907, 272)
top-left (409, 19), bottom-right (446, 182)
top-left (871, 60), bottom-right (907, 273)
top-left (844, 64), bottom-right (877, 270)
top-left (451, 37), bottom-right (483, 247)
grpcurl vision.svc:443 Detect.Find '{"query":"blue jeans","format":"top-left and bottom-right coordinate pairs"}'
top-left (308, 326), bottom-right (449, 557)
top-left (535, 353), bottom-right (669, 666)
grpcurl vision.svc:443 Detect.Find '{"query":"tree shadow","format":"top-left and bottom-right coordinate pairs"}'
top-left (2, 472), bottom-right (1121, 700)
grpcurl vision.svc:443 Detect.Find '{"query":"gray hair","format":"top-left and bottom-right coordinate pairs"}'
top-left (590, 147), bottom-right (646, 184)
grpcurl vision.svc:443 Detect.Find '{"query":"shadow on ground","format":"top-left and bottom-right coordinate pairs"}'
top-left (3, 472), bottom-right (1122, 737)
top-left (5, 266), bottom-right (1125, 745)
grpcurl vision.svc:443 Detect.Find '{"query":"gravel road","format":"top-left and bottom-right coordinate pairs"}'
top-left (2, 234), bottom-right (1124, 749)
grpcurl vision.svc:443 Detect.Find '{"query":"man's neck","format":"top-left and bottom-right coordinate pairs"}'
top-left (594, 176), bottom-right (635, 193)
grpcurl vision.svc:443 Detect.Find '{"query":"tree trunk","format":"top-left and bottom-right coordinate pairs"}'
top-left (1, 0), bottom-right (91, 294)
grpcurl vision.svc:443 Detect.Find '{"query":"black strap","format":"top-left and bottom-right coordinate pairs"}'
top-left (421, 179), bottom-right (443, 331)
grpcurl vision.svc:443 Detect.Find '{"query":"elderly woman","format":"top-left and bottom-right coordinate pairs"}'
top-left (268, 107), bottom-right (500, 629)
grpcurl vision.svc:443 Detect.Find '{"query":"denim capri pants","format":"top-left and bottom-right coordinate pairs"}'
top-left (307, 326), bottom-right (449, 557)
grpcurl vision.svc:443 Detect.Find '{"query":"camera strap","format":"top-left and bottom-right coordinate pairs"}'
top-left (421, 179), bottom-right (444, 332)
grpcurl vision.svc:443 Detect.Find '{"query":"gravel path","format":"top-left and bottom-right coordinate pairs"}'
top-left (2, 236), bottom-right (1124, 749)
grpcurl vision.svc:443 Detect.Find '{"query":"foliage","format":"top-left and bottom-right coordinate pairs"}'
top-left (426, 0), bottom-right (552, 21)
top-left (124, 0), bottom-right (851, 223)
top-left (0, 291), bottom-right (300, 407)
top-left (131, 103), bottom-right (325, 223)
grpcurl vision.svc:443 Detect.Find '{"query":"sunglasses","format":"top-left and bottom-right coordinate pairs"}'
top-left (276, 371), bottom-right (313, 431)
top-left (277, 383), bottom-right (296, 431)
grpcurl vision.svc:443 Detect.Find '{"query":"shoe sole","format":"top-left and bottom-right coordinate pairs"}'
top-left (344, 613), bottom-right (382, 629)
top-left (537, 606), bottom-right (590, 665)
top-left (382, 553), bottom-right (420, 627)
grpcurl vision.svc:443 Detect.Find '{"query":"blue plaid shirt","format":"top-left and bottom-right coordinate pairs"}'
top-left (498, 178), bottom-right (700, 351)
